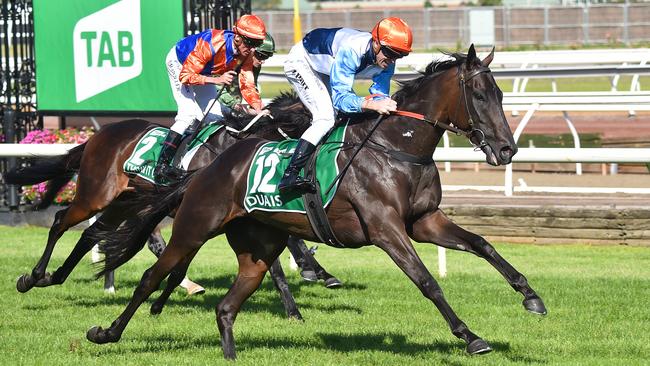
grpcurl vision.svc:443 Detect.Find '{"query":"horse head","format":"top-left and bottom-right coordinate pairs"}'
top-left (454, 44), bottom-right (517, 165)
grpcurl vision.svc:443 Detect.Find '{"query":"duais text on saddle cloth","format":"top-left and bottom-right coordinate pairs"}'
top-left (244, 125), bottom-right (347, 213)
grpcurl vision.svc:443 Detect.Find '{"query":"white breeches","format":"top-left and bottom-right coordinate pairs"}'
top-left (166, 48), bottom-right (225, 135)
top-left (284, 44), bottom-right (336, 146)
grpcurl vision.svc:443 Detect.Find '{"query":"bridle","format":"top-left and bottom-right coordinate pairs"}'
top-left (392, 64), bottom-right (492, 151)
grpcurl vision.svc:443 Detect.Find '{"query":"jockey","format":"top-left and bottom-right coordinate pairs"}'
top-left (155, 14), bottom-right (266, 180)
top-left (278, 17), bottom-right (413, 195)
top-left (219, 33), bottom-right (275, 116)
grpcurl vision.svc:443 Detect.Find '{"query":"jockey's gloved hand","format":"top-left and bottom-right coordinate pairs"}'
top-left (362, 97), bottom-right (397, 115)
top-left (233, 103), bottom-right (252, 114)
top-left (210, 70), bottom-right (237, 86)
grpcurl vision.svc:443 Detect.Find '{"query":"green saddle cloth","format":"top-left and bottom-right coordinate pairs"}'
top-left (244, 124), bottom-right (348, 213)
top-left (123, 124), bottom-right (224, 184)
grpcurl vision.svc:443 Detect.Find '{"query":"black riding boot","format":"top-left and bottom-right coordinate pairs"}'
top-left (278, 139), bottom-right (316, 195)
top-left (153, 130), bottom-right (183, 181)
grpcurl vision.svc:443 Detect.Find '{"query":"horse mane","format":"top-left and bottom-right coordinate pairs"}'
top-left (222, 91), bottom-right (311, 139)
top-left (393, 51), bottom-right (468, 105)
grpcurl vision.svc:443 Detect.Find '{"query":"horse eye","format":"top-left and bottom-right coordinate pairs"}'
top-left (473, 91), bottom-right (485, 102)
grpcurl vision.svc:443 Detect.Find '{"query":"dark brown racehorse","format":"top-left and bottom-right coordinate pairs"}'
top-left (4, 92), bottom-right (339, 317)
top-left (87, 46), bottom-right (546, 358)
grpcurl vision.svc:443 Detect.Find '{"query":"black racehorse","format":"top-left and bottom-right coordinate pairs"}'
top-left (4, 92), bottom-right (340, 318)
top-left (86, 46), bottom-right (546, 358)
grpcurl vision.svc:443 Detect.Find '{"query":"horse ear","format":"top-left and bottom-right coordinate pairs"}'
top-left (467, 44), bottom-right (477, 66)
top-left (482, 46), bottom-right (495, 67)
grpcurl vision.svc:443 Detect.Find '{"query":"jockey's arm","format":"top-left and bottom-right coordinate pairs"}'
top-left (362, 64), bottom-right (397, 114)
top-left (369, 63), bottom-right (395, 97)
top-left (330, 47), bottom-right (365, 113)
top-left (178, 46), bottom-right (214, 85)
top-left (238, 57), bottom-right (263, 112)
top-left (178, 42), bottom-right (236, 86)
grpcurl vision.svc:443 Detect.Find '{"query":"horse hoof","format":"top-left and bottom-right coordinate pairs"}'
top-left (288, 311), bottom-right (304, 322)
top-left (466, 339), bottom-right (492, 355)
top-left (324, 277), bottom-right (342, 288)
top-left (150, 303), bottom-right (164, 315)
top-left (186, 283), bottom-right (205, 296)
top-left (86, 326), bottom-right (118, 344)
top-left (16, 274), bottom-right (35, 293)
top-left (300, 270), bottom-right (318, 282)
top-left (523, 297), bottom-right (547, 316)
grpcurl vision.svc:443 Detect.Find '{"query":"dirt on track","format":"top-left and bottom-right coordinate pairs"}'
top-left (506, 111), bottom-right (650, 142)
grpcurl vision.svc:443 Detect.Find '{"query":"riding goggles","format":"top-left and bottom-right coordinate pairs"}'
top-left (254, 50), bottom-right (272, 60)
top-left (380, 45), bottom-right (408, 60)
top-left (241, 35), bottom-right (264, 48)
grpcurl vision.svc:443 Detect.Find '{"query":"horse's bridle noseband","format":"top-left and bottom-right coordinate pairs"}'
top-left (393, 64), bottom-right (491, 151)
top-left (458, 65), bottom-right (491, 150)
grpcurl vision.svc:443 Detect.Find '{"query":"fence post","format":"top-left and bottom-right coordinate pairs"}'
top-left (424, 9), bottom-right (430, 51)
top-left (3, 110), bottom-right (19, 210)
top-left (622, 3), bottom-right (629, 45)
top-left (544, 6), bottom-right (549, 46)
top-left (582, 4), bottom-right (589, 45)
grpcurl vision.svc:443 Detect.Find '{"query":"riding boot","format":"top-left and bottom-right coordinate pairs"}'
top-left (153, 130), bottom-right (183, 181)
top-left (278, 139), bottom-right (317, 195)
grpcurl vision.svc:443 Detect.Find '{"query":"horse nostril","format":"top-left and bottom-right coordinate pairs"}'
top-left (500, 146), bottom-right (514, 160)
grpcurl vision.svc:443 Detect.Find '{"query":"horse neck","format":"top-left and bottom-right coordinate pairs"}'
top-left (352, 75), bottom-right (453, 159)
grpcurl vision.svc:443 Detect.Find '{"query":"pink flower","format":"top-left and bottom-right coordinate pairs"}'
top-left (20, 128), bottom-right (95, 205)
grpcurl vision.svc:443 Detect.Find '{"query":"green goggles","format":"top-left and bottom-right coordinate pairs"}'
top-left (254, 50), bottom-right (272, 60)
top-left (241, 35), bottom-right (264, 48)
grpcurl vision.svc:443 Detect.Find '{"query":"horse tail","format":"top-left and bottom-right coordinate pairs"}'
top-left (93, 172), bottom-right (197, 276)
top-left (4, 143), bottom-right (86, 208)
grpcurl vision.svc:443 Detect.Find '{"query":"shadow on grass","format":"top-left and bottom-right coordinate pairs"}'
top-left (60, 274), bottom-right (364, 317)
top-left (91, 330), bottom-right (546, 363)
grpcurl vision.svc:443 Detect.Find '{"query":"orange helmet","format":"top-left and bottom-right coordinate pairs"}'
top-left (233, 14), bottom-right (266, 40)
top-left (371, 17), bottom-right (413, 56)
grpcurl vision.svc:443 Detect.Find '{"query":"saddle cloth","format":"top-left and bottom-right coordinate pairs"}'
top-left (244, 124), bottom-right (348, 213)
top-left (123, 124), bottom-right (224, 184)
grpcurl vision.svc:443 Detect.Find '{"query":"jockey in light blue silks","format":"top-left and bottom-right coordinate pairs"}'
top-left (279, 17), bottom-right (414, 195)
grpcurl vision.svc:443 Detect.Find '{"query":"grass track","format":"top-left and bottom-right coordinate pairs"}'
top-left (1, 225), bottom-right (649, 365)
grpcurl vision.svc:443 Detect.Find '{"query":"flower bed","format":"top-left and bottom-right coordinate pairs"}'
top-left (19, 127), bottom-right (94, 205)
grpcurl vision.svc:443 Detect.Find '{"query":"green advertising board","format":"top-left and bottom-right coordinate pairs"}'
top-left (34, 0), bottom-right (184, 113)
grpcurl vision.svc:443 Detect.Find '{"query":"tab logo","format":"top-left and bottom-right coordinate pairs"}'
top-left (73, 0), bottom-right (142, 102)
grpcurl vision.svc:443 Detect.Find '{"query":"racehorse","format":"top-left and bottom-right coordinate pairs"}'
top-left (4, 92), bottom-right (340, 318)
top-left (86, 46), bottom-right (546, 358)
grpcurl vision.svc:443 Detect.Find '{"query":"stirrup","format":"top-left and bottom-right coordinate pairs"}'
top-left (279, 178), bottom-right (316, 195)
top-left (155, 165), bottom-right (184, 182)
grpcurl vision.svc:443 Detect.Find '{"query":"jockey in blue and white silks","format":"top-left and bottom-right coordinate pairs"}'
top-left (279, 18), bottom-right (414, 195)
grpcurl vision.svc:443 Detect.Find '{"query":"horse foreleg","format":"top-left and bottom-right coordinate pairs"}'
top-left (150, 248), bottom-right (199, 315)
top-left (147, 225), bottom-right (205, 296)
top-left (36, 207), bottom-right (125, 288)
top-left (17, 204), bottom-right (95, 293)
top-left (86, 243), bottom-right (197, 345)
top-left (410, 210), bottom-right (546, 315)
top-left (269, 258), bottom-right (303, 320)
top-left (372, 217), bottom-right (491, 355)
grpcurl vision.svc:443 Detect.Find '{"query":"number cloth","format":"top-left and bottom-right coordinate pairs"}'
top-left (244, 124), bottom-right (347, 213)
top-left (123, 124), bottom-right (224, 183)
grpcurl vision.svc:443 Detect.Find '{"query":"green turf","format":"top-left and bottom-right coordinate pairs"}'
top-left (1, 225), bottom-right (648, 365)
